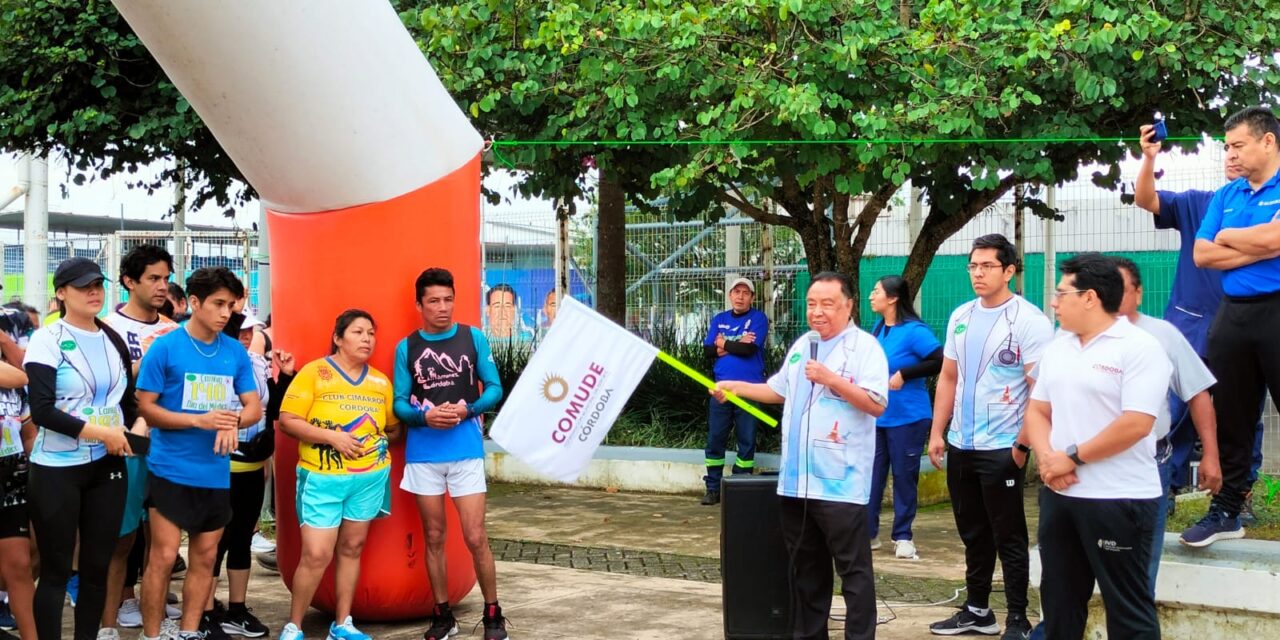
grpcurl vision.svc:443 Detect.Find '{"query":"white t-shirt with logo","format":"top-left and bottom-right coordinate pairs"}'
top-left (1132, 314), bottom-right (1215, 441)
top-left (1031, 317), bottom-right (1172, 499)
top-left (23, 321), bottom-right (129, 467)
top-left (943, 295), bottom-right (1053, 450)
top-left (104, 308), bottom-right (178, 362)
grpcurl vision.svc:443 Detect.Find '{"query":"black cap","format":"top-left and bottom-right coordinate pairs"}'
top-left (54, 257), bottom-right (106, 289)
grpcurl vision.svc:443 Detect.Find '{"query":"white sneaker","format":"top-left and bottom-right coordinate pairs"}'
top-left (869, 537), bottom-right (882, 550)
top-left (159, 618), bottom-right (180, 639)
top-left (893, 539), bottom-right (918, 559)
top-left (251, 533), bottom-right (276, 554)
top-left (98, 628), bottom-right (121, 640)
top-left (118, 598), bottom-right (144, 628)
top-left (279, 621), bottom-right (305, 640)
top-left (138, 618), bottom-right (181, 640)
top-left (165, 602), bottom-right (182, 620)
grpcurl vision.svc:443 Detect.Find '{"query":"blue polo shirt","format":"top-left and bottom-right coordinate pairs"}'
top-left (1195, 172), bottom-right (1280, 297)
top-left (703, 308), bottom-right (769, 383)
top-left (1155, 189), bottom-right (1224, 356)
top-left (871, 319), bottom-right (940, 427)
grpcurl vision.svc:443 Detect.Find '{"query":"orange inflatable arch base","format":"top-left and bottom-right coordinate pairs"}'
top-left (268, 155), bottom-right (482, 621)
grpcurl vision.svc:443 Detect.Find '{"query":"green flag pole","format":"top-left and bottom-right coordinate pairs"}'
top-left (655, 350), bottom-right (779, 428)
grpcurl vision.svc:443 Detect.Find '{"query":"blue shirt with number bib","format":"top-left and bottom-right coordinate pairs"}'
top-left (1196, 172), bottom-right (1280, 297)
top-left (137, 327), bottom-right (257, 489)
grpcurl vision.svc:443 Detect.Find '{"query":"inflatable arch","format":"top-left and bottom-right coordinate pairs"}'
top-left (111, 0), bottom-right (483, 620)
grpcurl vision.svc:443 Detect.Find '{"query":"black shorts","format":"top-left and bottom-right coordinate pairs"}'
top-left (146, 473), bottom-right (232, 533)
top-left (0, 502), bottom-right (29, 539)
top-left (1, 453), bottom-right (28, 508)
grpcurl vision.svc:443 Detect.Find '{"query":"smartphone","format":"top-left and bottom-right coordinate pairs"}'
top-left (1152, 112), bottom-right (1168, 143)
top-left (124, 431), bottom-right (151, 456)
top-left (222, 311), bottom-right (246, 338)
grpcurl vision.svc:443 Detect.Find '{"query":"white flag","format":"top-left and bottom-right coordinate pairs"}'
top-left (489, 297), bottom-right (657, 482)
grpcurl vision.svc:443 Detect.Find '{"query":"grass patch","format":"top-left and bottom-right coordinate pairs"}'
top-left (1166, 477), bottom-right (1280, 542)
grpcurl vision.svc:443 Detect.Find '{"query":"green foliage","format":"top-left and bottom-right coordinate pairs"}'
top-left (406, 0), bottom-right (1280, 310)
top-left (0, 0), bottom-right (247, 214)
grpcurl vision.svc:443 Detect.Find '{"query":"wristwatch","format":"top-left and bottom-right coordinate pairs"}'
top-left (1013, 442), bottom-right (1031, 455)
top-left (1066, 444), bottom-right (1086, 466)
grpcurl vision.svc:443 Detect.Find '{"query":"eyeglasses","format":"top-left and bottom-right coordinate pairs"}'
top-left (1052, 289), bottom-right (1087, 299)
top-left (966, 262), bottom-right (1006, 274)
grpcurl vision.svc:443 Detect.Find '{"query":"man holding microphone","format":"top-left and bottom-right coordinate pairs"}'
top-left (713, 272), bottom-right (888, 640)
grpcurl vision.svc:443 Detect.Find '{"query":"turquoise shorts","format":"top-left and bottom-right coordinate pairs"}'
top-left (120, 455), bottom-right (148, 537)
top-left (296, 466), bottom-right (391, 529)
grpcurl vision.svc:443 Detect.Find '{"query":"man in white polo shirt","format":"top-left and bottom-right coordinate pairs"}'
top-left (1026, 253), bottom-right (1172, 639)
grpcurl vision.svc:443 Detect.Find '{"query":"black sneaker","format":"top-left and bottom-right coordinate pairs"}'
top-left (1001, 614), bottom-right (1031, 640)
top-left (200, 603), bottom-right (232, 640)
top-left (221, 604), bottom-right (269, 638)
top-left (421, 602), bottom-right (457, 640)
top-left (481, 603), bottom-right (508, 640)
top-left (700, 490), bottom-right (721, 506)
top-left (929, 607), bottom-right (1000, 636)
top-left (172, 554), bottom-right (188, 579)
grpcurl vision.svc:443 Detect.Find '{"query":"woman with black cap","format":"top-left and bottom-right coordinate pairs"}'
top-left (23, 257), bottom-right (138, 640)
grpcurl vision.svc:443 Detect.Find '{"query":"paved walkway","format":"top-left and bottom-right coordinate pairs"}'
top-left (57, 483), bottom-right (1044, 639)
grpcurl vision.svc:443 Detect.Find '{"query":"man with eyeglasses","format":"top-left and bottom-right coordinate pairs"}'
top-left (927, 234), bottom-right (1053, 639)
top-left (1027, 253), bottom-right (1171, 639)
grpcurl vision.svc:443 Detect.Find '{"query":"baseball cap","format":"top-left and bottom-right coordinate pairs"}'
top-left (240, 311), bottom-right (265, 331)
top-left (53, 257), bottom-right (106, 289)
top-left (729, 277), bottom-right (755, 293)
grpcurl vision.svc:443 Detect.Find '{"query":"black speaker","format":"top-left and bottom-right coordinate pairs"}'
top-left (721, 473), bottom-right (791, 640)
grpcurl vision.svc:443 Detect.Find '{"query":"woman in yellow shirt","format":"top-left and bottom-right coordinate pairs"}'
top-left (277, 310), bottom-right (400, 640)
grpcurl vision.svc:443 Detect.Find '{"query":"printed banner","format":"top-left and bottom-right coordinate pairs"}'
top-left (490, 297), bottom-right (657, 482)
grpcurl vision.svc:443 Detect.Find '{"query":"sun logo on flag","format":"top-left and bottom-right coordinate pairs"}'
top-left (541, 374), bottom-right (569, 402)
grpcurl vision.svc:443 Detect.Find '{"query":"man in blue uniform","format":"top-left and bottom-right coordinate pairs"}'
top-left (700, 277), bottom-right (769, 505)
top-left (1188, 106), bottom-right (1280, 546)
top-left (1133, 124), bottom-right (1229, 508)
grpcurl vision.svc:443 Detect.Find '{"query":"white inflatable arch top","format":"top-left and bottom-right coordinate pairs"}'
top-left (110, 0), bottom-right (483, 213)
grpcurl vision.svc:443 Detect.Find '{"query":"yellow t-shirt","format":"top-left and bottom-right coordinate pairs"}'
top-left (280, 358), bottom-right (397, 475)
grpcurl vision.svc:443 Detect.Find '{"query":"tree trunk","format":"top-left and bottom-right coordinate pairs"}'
top-left (840, 186), bottom-right (895, 325)
top-left (596, 165), bottom-right (627, 324)
top-left (902, 177), bottom-right (1022, 300)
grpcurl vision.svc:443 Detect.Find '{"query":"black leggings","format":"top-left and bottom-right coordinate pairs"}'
top-left (28, 456), bottom-right (127, 640)
top-left (215, 469), bottom-right (266, 577)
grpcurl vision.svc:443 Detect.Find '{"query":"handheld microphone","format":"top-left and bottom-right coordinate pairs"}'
top-left (808, 332), bottom-right (819, 360)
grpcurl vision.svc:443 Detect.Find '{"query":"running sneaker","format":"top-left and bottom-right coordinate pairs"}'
top-left (250, 533), bottom-right (276, 554)
top-left (325, 616), bottom-right (369, 640)
top-left (869, 537), bottom-right (882, 551)
top-left (200, 603), bottom-right (232, 640)
top-left (171, 555), bottom-right (187, 579)
top-left (1180, 506), bottom-right (1245, 547)
top-left (481, 603), bottom-right (509, 640)
top-left (1001, 614), bottom-right (1032, 640)
top-left (222, 605), bottom-right (270, 638)
top-left (255, 551), bottom-right (279, 574)
top-left (0, 599), bottom-right (14, 629)
top-left (699, 490), bottom-right (720, 506)
top-left (277, 622), bottom-right (303, 640)
top-left (893, 539), bottom-right (918, 559)
top-left (0, 629), bottom-right (17, 640)
top-left (97, 628), bottom-right (121, 640)
top-left (421, 602), bottom-right (457, 640)
top-left (929, 607), bottom-right (1000, 636)
top-left (175, 632), bottom-right (208, 640)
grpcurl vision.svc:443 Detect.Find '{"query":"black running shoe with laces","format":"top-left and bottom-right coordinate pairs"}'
top-left (421, 602), bottom-right (457, 640)
top-left (929, 607), bottom-right (999, 636)
top-left (200, 602), bottom-right (232, 640)
top-left (482, 603), bottom-right (509, 640)
top-left (220, 603), bottom-right (269, 638)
